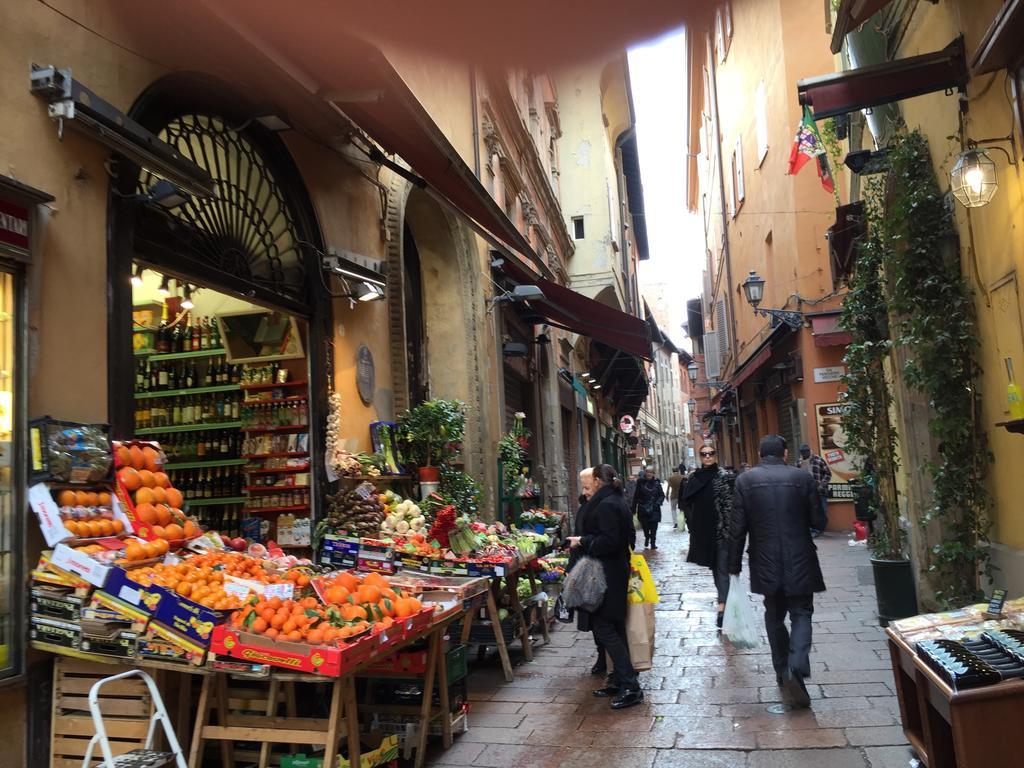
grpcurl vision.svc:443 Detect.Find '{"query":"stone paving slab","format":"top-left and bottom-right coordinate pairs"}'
top-left (425, 513), bottom-right (914, 768)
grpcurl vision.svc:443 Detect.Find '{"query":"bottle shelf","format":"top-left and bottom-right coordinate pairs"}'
top-left (243, 394), bottom-right (308, 404)
top-left (135, 348), bottom-right (228, 362)
top-left (277, 543), bottom-right (311, 550)
top-left (185, 496), bottom-right (247, 507)
top-left (165, 458), bottom-right (249, 471)
top-left (243, 452), bottom-right (310, 459)
top-left (240, 381), bottom-right (309, 392)
top-left (245, 465), bottom-right (310, 475)
top-left (243, 505), bottom-right (310, 514)
top-left (136, 421), bottom-right (243, 435)
top-left (135, 384), bottom-right (240, 400)
top-left (244, 485), bottom-right (311, 493)
top-left (241, 425), bottom-right (308, 433)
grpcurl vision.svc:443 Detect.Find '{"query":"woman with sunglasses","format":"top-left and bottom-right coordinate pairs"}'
top-left (681, 443), bottom-right (736, 630)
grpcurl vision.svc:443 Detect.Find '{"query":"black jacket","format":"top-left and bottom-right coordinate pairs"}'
top-left (728, 456), bottom-right (826, 596)
top-left (632, 477), bottom-right (665, 523)
top-left (578, 484), bottom-right (634, 622)
top-left (681, 465), bottom-right (733, 568)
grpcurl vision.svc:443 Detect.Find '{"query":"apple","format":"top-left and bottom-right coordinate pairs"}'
top-left (229, 537), bottom-right (247, 551)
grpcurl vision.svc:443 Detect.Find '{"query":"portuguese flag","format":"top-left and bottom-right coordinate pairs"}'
top-left (788, 105), bottom-right (834, 194)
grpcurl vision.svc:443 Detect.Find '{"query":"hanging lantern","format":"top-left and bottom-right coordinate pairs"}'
top-left (950, 148), bottom-right (997, 208)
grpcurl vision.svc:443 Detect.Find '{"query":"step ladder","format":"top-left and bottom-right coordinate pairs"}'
top-left (81, 669), bottom-right (187, 768)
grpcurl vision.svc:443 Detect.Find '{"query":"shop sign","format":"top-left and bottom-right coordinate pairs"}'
top-left (813, 365), bottom-right (846, 383)
top-left (356, 345), bottom-right (375, 405)
top-left (814, 402), bottom-right (861, 501)
top-left (619, 415), bottom-right (635, 433)
top-left (0, 198), bottom-right (29, 250)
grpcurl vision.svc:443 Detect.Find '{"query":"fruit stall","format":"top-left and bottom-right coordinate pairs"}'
top-left (27, 417), bottom-right (565, 768)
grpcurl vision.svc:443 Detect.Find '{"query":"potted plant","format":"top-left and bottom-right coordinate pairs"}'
top-left (396, 399), bottom-right (466, 483)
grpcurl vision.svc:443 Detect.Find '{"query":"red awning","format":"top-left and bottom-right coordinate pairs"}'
top-left (971, 0), bottom-right (1024, 75)
top-left (495, 258), bottom-right (651, 360)
top-left (811, 315), bottom-right (853, 347)
top-left (732, 347), bottom-right (772, 388)
top-left (830, 0), bottom-right (896, 54)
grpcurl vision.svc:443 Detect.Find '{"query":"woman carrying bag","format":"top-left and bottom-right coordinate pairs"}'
top-left (567, 464), bottom-right (643, 710)
top-left (681, 443), bottom-right (735, 631)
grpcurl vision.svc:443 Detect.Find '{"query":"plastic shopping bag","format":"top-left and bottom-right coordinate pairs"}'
top-left (675, 508), bottom-right (687, 532)
top-left (722, 575), bottom-right (760, 649)
top-left (628, 553), bottom-right (660, 604)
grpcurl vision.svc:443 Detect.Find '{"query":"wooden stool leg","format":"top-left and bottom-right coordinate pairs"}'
top-left (415, 630), bottom-right (442, 768)
top-left (437, 628), bottom-right (453, 749)
top-left (344, 676), bottom-right (361, 768)
top-left (285, 681), bottom-right (300, 754)
top-left (215, 673), bottom-right (234, 768)
top-left (257, 678), bottom-right (280, 768)
top-left (323, 676), bottom-right (346, 768)
top-left (187, 675), bottom-right (213, 768)
top-left (527, 568), bottom-right (550, 644)
top-left (486, 587), bottom-right (514, 682)
top-left (506, 574), bottom-right (533, 662)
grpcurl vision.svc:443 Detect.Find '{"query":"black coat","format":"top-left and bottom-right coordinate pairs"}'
top-left (681, 465), bottom-right (732, 568)
top-left (577, 485), bottom-right (634, 622)
top-left (632, 477), bottom-right (665, 523)
top-left (728, 456), bottom-right (826, 596)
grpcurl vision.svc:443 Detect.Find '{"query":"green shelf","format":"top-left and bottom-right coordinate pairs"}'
top-left (165, 458), bottom-right (248, 471)
top-left (186, 496), bottom-right (246, 507)
top-left (136, 421), bottom-right (242, 435)
top-left (135, 348), bottom-right (228, 362)
top-left (135, 384), bottom-right (240, 400)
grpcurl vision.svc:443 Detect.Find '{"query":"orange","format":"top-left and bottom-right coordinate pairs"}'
top-left (270, 613), bottom-right (286, 629)
top-left (252, 618), bottom-right (269, 633)
top-left (363, 571), bottom-right (387, 588)
top-left (98, 492), bottom-right (112, 506)
top-left (150, 486), bottom-right (167, 504)
top-left (137, 469), bottom-right (156, 488)
top-left (85, 520), bottom-right (103, 538)
top-left (286, 630), bottom-right (302, 642)
top-left (58, 490), bottom-right (77, 507)
top-left (176, 582), bottom-right (192, 597)
top-left (357, 584), bottom-right (381, 603)
top-left (135, 487), bottom-right (156, 506)
top-left (135, 503), bottom-right (158, 526)
top-left (119, 467), bottom-right (141, 492)
top-left (264, 628), bottom-right (279, 640)
top-left (128, 444), bottom-right (145, 470)
top-left (142, 446), bottom-right (161, 473)
top-left (336, 572), bottom-right (360, 593)
top-left (164, 523), bottom-right (184, 540)
top-left (98, 520), bottom-right (115, 537)
top-left (140, 541), bottom-right (157, 559)
top-left (111, 519), bottom-right (125, 534)
top-left (151, 539), bottom-right (169, 556)
top-left (154, 505), bottom-right (172, 527)
top-left (63, 519), bottom-right (77, 534)
top-left (85, 492), bottom-right (99, 507)
top-left (75, 490), bottom-right (90, 506)
top-left (125, 541), bottom-right (144, 561)
top-left (324, 586), bottom-right (348, 605)
top-left (153, 471), bottom-right (170, 488)
top-left (306, 629), bottom-right (324, 645)
top-left (151, 525), bottom-right (166, 539)
top-left (282, 618), bottom-right (297, 634)
top-left (183, 520), bottom-right (199, 539)
top-left (165, 488), bottom-right (183, 509)
top-left (116, 445), bottom-right (132, 468)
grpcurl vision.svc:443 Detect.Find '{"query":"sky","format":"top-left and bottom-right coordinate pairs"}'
top-left (627, 29), bottom-right (703, 350)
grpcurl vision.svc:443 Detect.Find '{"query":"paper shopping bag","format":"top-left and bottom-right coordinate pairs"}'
top-left (628, 553), bottom-right (659, 604)
top-left (626, 601), bottom-right (655, 671)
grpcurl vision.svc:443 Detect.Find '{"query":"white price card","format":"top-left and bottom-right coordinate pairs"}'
top-left (224, 582), bottom-right (252, 601)
top-left (264, 583), bottom-right (295, 600)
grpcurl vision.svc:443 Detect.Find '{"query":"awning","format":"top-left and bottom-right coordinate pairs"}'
top-left (971, 0), bottom-right (1024, 75)
top-left (495, 258), bottom-right (652, 360)
top-left (830, 1), bottom-right (896, 54)
top-left (811, 314), bottom-right (853, 347)
top-left (798, 37), bottom-right (968, 120)
top-left (593, 343), bottom-right (649, 418)
top-left (732, 347), bottom-right (772, 388)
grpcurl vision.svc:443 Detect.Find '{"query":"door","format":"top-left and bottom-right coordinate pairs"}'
top-left (403, 223), bottom-right (427, 406)
top-left (773, 390), bottom-right (801, 464)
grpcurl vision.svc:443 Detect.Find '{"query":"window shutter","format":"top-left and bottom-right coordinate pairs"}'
top-left (735, 137), bottom-right (745, 205)
top-left (715, 298), bottom-right (730, 364)
top-left (703, 332), bottom-right (721, 379)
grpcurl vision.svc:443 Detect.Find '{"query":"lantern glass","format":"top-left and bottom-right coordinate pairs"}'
top-left (687, 361), bottom-right (699, 383)
top-left (742, 270), bottom-right (765, 308)
top-left (951, 148), bottom-right (997, 208)
top-left (687, 399), bottom-right (697, 413)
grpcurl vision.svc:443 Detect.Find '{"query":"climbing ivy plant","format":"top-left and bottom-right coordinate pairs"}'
top-left (840, 130), bottom-right (990, 606)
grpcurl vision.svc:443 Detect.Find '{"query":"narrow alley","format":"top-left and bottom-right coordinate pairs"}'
top-left (431, 518), bottom-right (911, 768)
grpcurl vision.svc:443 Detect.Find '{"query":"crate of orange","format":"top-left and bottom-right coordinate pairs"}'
top-left (113, 440), bottom-right (201, 546)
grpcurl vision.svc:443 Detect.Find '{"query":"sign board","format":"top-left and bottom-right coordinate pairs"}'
top-left (0, 198), bottom-right (29, 251)
top-left (814, 402), bottom-right (861, 501)
top-left (813, 366), bottom-right (846, 383)
top-left (619, 415), bottom-right (635, 433)
top-left (356, 345), bottom-right (375, 405)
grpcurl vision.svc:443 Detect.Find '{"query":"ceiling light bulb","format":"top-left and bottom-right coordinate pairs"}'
top-left (181, 285), bottom-right (194, 310)
top-left (157, 275), bottom-right (170, 297)
top-left (130, 265), bottom-right (144, 288)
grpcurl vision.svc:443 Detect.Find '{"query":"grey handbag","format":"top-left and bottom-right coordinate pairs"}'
top-left (561, 555), bottom-right (607, 613)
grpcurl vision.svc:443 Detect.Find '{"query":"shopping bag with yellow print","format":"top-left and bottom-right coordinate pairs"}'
top-left (628, 552), bottom-right (659, 604)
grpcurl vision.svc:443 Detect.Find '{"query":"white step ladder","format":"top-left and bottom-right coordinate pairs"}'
top-left (80, 669), bottom-right (187, 768)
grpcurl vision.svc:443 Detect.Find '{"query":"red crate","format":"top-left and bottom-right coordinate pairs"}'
top-left (210, 625), bottom-right (379, 677)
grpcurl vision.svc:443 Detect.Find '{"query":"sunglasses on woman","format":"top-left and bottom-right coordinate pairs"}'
top-left (700, 450), bottom-right (717, 457)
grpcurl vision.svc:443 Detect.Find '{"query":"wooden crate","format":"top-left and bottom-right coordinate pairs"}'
top-left (50, 658), bottom-right (155, 768)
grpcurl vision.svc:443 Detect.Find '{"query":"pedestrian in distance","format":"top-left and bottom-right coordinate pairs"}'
top-left (632, 467), bottom-right (665, 549)
top-left (567, 467), bottom-right (608, 678)
top-left (667, 462), bottom-right (686, 530)
top-left (798, 442), bottom-right (832, 537)
top-left (680, 443), bottom-right (734, 630)
top-left (729, 434), bottom-right (826, 708)
top-left (566, 463), bottom-right (643, 710)
top-left (623, 467), bottom-right (643, 511)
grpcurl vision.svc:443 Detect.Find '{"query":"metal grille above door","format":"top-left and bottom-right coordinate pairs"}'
top-left (773, 390), bottom-right (801, 464)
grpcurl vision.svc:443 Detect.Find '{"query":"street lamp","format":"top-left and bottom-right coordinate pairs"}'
top-left (950, 148), bottom-right (997, 208)
top-left (686, 361), bottom-right (699, 383)
top-left (687, 399), bottom-right (696, 414)
top-left (741, 270), bottom-right (804, 330)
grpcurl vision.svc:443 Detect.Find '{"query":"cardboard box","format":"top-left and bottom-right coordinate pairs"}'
top-left (30, 616), bottom-right (82, 650)
top-left (49, 543), bottom-right (115, 588)
top-left (320, 535), bottom-right (360, 568)
top-left (137, 621), bottom-right (207, 667)
top-left (29, 482), bottom-right (136, 548)
top-left (79, 620), bottom-right (139, 659)
top-left (206, 654), bottom-right (271, 677)
top-left (102, 566), bottom-right (164, 614)
top-left (30, 586), bottom-right (88, 622)
top-left (87, 590), bottom-right (151, 628)
top-left (210, 625), bottom-right (377, 677)
top-left (337, 734), bottom-right (399, 768)
top-left (153, 586), bottom-right (227, 646)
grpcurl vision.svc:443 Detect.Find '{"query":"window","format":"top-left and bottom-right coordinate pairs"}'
top-left (755, 80), bottom-right (769, 164)
top-left (572, 216), bottom-right (585, 240)
top-left (724, 1), bottom-right (733, 41)
top-left (716, 11), bottom-right (726, 64)
top-left (734, 137), bottom-right (745, 211)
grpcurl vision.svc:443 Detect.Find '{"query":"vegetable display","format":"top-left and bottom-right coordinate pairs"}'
top-left (321, 484), bottom-right (386, 537)
top-left (379, 490), bottom-right (426, 536)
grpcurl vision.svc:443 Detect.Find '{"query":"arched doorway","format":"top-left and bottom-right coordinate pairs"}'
top-left (402, 222), bottom-right (427, 407)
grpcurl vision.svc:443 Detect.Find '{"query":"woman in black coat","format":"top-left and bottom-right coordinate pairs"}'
top-left (681, 443), bottom-right (734, 630)
top-left (568, 468), bottom-right (608, 676)
top-left (568, 464), bottom-right (642, 710)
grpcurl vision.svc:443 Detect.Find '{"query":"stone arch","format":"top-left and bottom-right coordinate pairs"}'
top-left (383, 174), bottom-right (489, 483)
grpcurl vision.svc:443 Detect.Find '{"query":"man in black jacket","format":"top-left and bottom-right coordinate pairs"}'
top-left (729, 435), bottom-right (826, 708)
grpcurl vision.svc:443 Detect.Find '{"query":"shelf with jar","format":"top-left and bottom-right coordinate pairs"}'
top-left (245, 485), bottom-right (311, 493)
top-left (136, 421), bottom-right (243, 436)
top-left (135, 392), bottom-right (243, 431)
top-left (240, 398), bottom-right (308, 430)
top-left (135, 354), bottom-right (242, 394)
top-left (244, 464), bottom-right (310, 475)
top-left (165, 458), bottom-right (249, 471)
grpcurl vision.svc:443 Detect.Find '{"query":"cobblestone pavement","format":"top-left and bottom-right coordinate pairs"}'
top-left (427, 513), bottom-right (915, 768)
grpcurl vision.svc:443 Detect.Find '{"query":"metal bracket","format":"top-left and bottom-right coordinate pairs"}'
top-left (755, 307), bottom-right (805, 330)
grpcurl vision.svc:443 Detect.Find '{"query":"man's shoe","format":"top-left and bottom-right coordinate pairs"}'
top-left (590, 661), bottom-right (608, 676)
top-left (593, 686), bottom-right (621, 698)
top-left (781, 668), bottom-right (811, 708)
top-left (810, 529), bottom-right (822, 538)
top-left (610, 689), bottom-right (644, 710)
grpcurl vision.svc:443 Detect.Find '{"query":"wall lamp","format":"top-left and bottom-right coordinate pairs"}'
top-left (687, 399), bottom-right (697, 414)
top-left (741, 271), bottom-right (804, 330)
top-left (487, 284), bottom-right (546, 314)
top-left (950, 137), bottom-right (1018, 208)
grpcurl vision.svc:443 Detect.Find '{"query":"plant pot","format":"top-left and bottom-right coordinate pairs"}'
top-left (871, 557), bottom-right (918, 626)
top-left (417, 466), bottom-right (441, 483)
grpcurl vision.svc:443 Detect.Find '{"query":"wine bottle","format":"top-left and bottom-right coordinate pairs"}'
top-left (157, 362), bottom-right (169, 391)
top-left (191, 317), bottom-right (201, 351)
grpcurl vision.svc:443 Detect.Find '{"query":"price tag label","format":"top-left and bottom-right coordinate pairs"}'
top-left (163, 553), bottom-right (181, 565)
top-left (264, 583), bottom-right (295, 600)
top-left (224, 583), bottom-right (251, 601)
top-left (988, 588), bottom-right (1008, 615)
top-left (355, 483), bottom-right (374, 500)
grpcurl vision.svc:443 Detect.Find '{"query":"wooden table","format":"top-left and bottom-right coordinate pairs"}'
top-left (887, 628), bottom-right (1024, 767)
